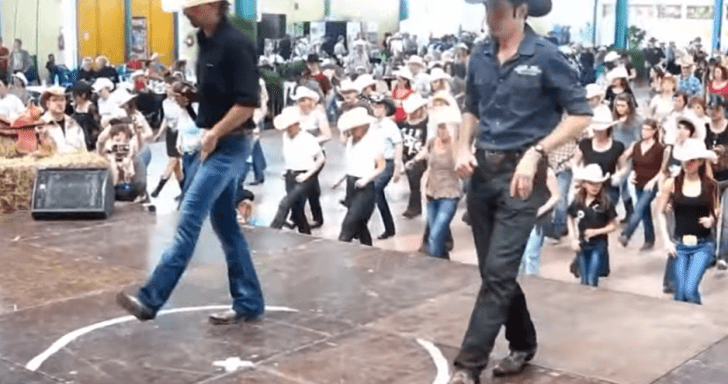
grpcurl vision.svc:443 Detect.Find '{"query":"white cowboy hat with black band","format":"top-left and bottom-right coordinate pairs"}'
top-left (463, 0), bottom-right (552, 18)
top-left (585, 83), bottom-right (603, 99)
top-left (394, 69), bottom-right (414, 82)
top-left (93, 78), bottom-right (114, 93)
top-left (274, 106), bottom-right (302, 130)
top-left (673, 138), bottom-right (718, 162)
top-left (338, 107), bottom-right (375, 132)
top-left (402, 94), bottom-right (429, 115)
top-left (604, 51), bottom-right (621, 63)
top-left (291, 86), bottom-right (320, 103)
top-left (606, 66), bottom-right (629, 82)
top-left (590, 108), bottom-right (616, 131)
top-left (429, 68), bottom-right (452, 82)
top-left (355, 74), bottom-right (376, 91)
top-left (182, 0), bottom-right (230, 9)
top-left (574, 164), bottom-right (610, 183)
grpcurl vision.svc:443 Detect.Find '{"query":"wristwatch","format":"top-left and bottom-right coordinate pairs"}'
top-left (533, 144), bottom-right (547, 158)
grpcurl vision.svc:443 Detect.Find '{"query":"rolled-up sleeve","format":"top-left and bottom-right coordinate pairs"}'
top-left (229, 41), bottom-right (260, 108)
top-left (542, 52), bottom-right (592, 116)
top-left (463, 57), bottom-right (481, 118)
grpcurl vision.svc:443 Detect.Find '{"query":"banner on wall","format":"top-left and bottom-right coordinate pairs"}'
top-left (131, 17), bottom-right (149, 58)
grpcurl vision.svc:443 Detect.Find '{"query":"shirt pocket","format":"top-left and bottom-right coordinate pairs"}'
top-left (199, 50), bottom-right (226, 93)
top-left (509, 72), bottom-right (542, 114)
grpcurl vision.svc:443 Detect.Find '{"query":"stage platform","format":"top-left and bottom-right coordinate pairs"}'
top-left (1, 205), bottom-right (728, 384)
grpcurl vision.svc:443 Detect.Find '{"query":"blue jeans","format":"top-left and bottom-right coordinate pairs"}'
top-left (138, 134), bottom-right (265, 315)
top-left (552, 169), bottom-right (572, 237)
top-left (374, 160), bottom-right (396, 235)
top-left (326, 94), bottom-right (339, 122)
top-left (180, 152), bottom-right (200, 204)
top-left (674, 240), bottom-right (714, 305)
top-left (241, 140), bottom-right (266, 184)
top-left (718, 188), bottom-right (728, 261)
top-left (426, 198), bottom-right (459, 258)
top-left (520, 225), bottom-right (545, 275)
top-left (622, 187), bottom-right (657, 244)
top-left (579, 240), bottom-right (607, 287)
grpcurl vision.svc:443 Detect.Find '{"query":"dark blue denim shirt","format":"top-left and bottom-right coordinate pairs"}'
top-left (465, 25), bottom-right (592, 151)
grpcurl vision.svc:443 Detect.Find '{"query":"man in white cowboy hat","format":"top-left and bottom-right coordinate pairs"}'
top-left (38, 86), bottom-right (86, 154)
top-left (449, 0), bottom-right (592, 382)
top-left (334, 35), bottom-right (348, 64)
top-left (117, 0), bottom-right (267, 327)
top-left (338, 78), bottom-right (370, 115)
top-left (93, 78), bottom-right (124, 127)
top-left (407, 55), bottom-right (431, 98)
top-left (347, 40), bottom-right (370, 76)
top-left (676, 54), bottom-right (702, 97)
top-left (336, 107), bottom-right (385, 245)
top-left (269, 106), bottom-right (325, 234)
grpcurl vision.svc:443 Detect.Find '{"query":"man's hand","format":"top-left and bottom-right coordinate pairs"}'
top-left (644, 178), bottom-right (657, 191)
top-left (455, 149), bottom-right (478, 180)
top-left (583, 228), bottom-right (598, 240)
top-left (200, 130), bottom-right (219, 162)
top-left (571, 239), bottom-right (581, 252)
top-left (393, 167), bottom-right (402, 183)
top-left (665, 241), bottom-right (677, 258)
top-left (295, 173), bottom-right (308, 184)
top-left (699, 216), bottom-right (715, 229)
top-left (510, 148), bottom-right (540, 200)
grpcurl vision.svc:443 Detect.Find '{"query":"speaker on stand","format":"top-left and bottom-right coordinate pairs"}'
top-left (31, 167), bottom-right (115, 220)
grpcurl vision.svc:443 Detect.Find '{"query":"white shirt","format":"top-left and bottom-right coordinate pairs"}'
top-left (346, 129), bottom-right (384, 178)
top-left (372, 117), bottom-right (402, 160)
top-left (299, 108), bottom-right (326, 137)
top-left (177, 105), bottom-right (202, 154)
top-left (283, 130), bottom-right (322, 171)
top-left (413, 72), bottom-right (431, 98)
top-left (162, 99), bottom-right (181, 131)
top-left (649, 94), bottom-right (674, 124)
top-left (0, 93), bottom-right (25, 120)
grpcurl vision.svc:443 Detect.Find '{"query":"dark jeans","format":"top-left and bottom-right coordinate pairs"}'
top-left (579, 240), bottom-right (608, 287)
top-left (374, 160), bottom-right (396, 235)
top-left (405, 160), bottom-right (426, 214)
top-left (552, 168), bottom-right (572, 237)
top-left (306, 170), bottom-right (324, 224)
top-left (339, 176), bottom-right (376, 246)
top-left (454, 150), bottom-right (548, 374)
top-left (271, 170), bottom-right (315, 234)
top-left (137, 134), bottom-right (264, 316)
top-left (241, 139), bottom-right (266, 184)
top-left (622, 187), bottom-right (657, 244)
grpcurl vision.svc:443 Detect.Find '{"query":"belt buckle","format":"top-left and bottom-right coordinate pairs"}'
top-left (682, 235), bottom-right (698, 246)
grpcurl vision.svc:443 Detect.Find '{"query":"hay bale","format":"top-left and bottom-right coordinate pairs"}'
top-left (0, 151), bottom-right (109, 215)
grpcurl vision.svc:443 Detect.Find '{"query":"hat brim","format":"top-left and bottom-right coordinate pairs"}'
top-left (674, 150), bottom-right (718, 163)
top-left (403, 100), bottom-right (428, 115)
top-left (463, 0), bottom-right (551, 17)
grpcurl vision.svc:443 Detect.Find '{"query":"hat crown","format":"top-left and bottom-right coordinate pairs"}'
top-left (274, 106), bottom-right (302, 130)
top-left (338, 107), bottom-right (374, 131)
top-left (576, 164), bottom-right (609, 182)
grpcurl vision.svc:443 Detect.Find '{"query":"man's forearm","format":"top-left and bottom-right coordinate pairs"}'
top-left (539, 115), bottom-right (591, 153)
top-left (211, 104), bottom-right (255, 137)
top-left (458, 112), bottom-right (477, 153)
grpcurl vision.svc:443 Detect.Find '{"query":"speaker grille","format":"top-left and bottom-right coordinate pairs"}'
top-left (33, 169), bottom-right (107, 211)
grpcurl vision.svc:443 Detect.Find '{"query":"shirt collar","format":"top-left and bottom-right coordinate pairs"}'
top-left (196, 17), bottom-right (230, 46)
top-left (484, 24), bottom-right (538, 58)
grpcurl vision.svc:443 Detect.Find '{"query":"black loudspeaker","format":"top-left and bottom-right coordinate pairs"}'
top-left (31, 167), bottom-right (115, 220)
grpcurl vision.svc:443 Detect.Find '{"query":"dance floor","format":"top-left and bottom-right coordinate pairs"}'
top-left (1, 203), bottom-right (728, 384)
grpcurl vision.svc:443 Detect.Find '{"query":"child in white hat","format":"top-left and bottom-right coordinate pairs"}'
top-left (567, 164), bottom-right (618, 287)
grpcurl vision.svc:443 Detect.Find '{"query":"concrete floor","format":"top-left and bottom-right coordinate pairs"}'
top-left (1, 115), bottom-right (728, 383)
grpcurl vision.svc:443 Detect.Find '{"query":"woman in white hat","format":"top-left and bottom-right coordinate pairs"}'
top-left (336, 107), bottom-right (385, 245)
top-left (429, 68), bottom-right (452, 95)
top-left (38, 86), bottom-right (87, 154)
top-left (407, 55), bottom-right (431, 98)
top-left (656, 138), bottom-right (718, 305)
top-left (405, 108), bottom-right (461, 258)
top-left (567, 163), bottom-right (618, 287)
top-left (401, 93), bottom-right (430, 219)
top-left (269, 106), bottom-right (325, 234)
top-left (294, 85), bottom-right (331, 228)
top-left (392, 69), bottom-right (415, 126)
top-left (604, 65), bottom-right (636, 111)
top-left (93, 78), bottom-right (123, 127)
top-left (370, 93), bottom-right (403, 240)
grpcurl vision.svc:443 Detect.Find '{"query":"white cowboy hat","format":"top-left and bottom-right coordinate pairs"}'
top-left (585, 83), bottom-right (603, 99)
top-left (604, 51), bottom-right (620, 62)
top-left (273, 106), bottom-right (302, 130)
top-left (431, 90), bottom-right (456, 106)
top-left (114, 89), bottom-right (138, 107)
top-left (394, 69), bottom-right (414, 82)
top-left (407, 55), bottom-right (425, 68)
top-left (92, 78), bottom-right (115, 93)
top-left (131, 70), bottom-right (146, 80)
top-left (673, 138), bottom-right (718, 162)
top-left (574, 164), bottom-right (610, 183)
top-left (429, 68), bottom-right (451, 82)
top-left (355, 74), bottom-right (376, 91)
top-left (591, 108), bottom-right (615, 131)
top-left (352, 39), bottom-right (368, 47)
top-left (12, 73), bottom-right (28, 87)
top-left (432, 108), bottom-right (462, 126)
top-left (339, 79), bottom-right (359, 94)
top-left (182, 0), bottom-right (230, 9)
top-left (402, 94), bottom-right (428, 114)
top-left (338, 107), bottom-right (374, 132)
top-left (456, 43), bottom-right (469, 51)
top-left (40, 86), bottom-right (66, 107)
top-left (678, 55), bottom-right (695, 67)
top-left (291, 86), bottom-right (320, 103)
top-left (464, 0), bottom-right (552, 17)
top-left (606, 66), bottom-right (629, 82)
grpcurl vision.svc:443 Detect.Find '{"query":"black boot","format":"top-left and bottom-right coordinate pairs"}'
top-left (150, 177), bottom-right (169, 198)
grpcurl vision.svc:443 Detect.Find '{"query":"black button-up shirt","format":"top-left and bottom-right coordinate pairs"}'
top-left (464, 25), bottom-right (592, 151)
top-left (196, 18), bottom-right (260, 130)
